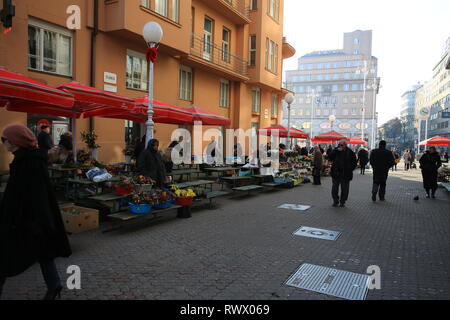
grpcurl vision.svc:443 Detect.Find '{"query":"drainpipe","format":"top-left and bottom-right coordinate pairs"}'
top-left (89, 0), bottom-right (99, 132)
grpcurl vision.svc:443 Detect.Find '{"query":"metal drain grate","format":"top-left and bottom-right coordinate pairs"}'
top-left (293, 226), bottom-right (341, 241)
top-left (285, 263), bottom-right (370, 300)
top-left (278, 204), bottom-right (311, 211)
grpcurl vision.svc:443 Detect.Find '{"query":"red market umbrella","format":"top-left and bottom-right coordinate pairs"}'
top-left (56, 82), bottom-right (135, 162)
top-left (258, 125), bottom-right (309, 139)
top-left (348, 137), bottom-right (368, 145)
top-left (311, 138), bottom-right (332, 144)
top-left (419, 136), bottom-right (450, 146)
top-left (0, 67), bottom-right (74, 116)
top-left (313, 131), bottom-right (348, 142)
top-left (181, 106), bottom-right (231, 126)
top-left (133, 97), bottom-right (194, 124)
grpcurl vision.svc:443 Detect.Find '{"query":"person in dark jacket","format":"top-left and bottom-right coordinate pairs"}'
top-left (58, 132), bottom-right (73, 164)
top-left (37, 125), bottom-right (53, 155)
top-left (312, 146), bottom-right (323, 185)
top-left (369, 140), bottom-right (395, 201)
top-left (419, 147), bottom-right (442, 198)
top-left (328, 140), bottom-right (358, 207)
top-left (357, 147), bottom-right (369, 175)
top-left (133, 134), bottom-right (146, 161)
top-left (300, 147), bottom-right (308, 156)
top-left (0, 125), bottom-right (71, 300)
top-left (137, 139), bottom-right (167, 188)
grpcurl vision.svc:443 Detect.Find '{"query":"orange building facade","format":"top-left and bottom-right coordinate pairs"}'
top-left (0, 0), bottom-right (295, 170)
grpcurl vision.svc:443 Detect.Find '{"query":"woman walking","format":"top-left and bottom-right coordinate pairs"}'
top-left (312, 146), bottom-right (323, 185)
top-left (0, 125), bottom-right (72, 300)
top-left (419, 146), bottom-right (442, 198)
top-left (392, 151), bottom-right (400, 171)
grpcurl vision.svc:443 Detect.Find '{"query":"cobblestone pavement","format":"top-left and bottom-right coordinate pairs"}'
top-left (2, 166), bottom-right (450, 300)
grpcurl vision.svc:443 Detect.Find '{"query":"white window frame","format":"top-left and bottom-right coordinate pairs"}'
top-left (126, 49), bottom-right (148, 91)
top-left (249, 35), bottom-right (257, 66)
top-left (222, 28), bottom-right (231, 63)
top-left (155, 0), bottom-right (168, 17)
top-left (28, 18), bottom-right (73, 77)
top-left (179, 65), bottom-right (193, 101)
top-left (271, 94), bottom-right (278, 116)
top-left (219, 79), bottom-right (230, 108)
top-left (252, 87), bottom-right (261, 113)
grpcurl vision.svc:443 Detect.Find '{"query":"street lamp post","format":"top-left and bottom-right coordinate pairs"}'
top-left (328, 114), bottom-right (336, 130)
top-left (284, 93), bottom-right (295, 150)
top-left (142, 22), bottom-right (163, 148)
top-left (356, 60), bottom-right (375, 144)
top-left (367, 79), bottom-right (381, 149)
top-left (308, 88), bottom-right (318, 146)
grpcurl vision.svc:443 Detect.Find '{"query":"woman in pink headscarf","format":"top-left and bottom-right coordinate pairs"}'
top-left (0, 124), bottom-right (71, 300)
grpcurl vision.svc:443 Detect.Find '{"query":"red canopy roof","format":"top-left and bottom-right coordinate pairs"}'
top-left (258, 125), bottom-right (309, 139)
top-left (419, 136), bottom-right (450, 146)
top-left (348, 137), bottom-right (368, 145)
top-left (134, 97), bottom-right (194, 124)
top-left (181, 106), bottom-right (231, 126)
top-left (0, 67), bottom-right (74, 116)
top-left (313, 131), bottom-right (348, 142)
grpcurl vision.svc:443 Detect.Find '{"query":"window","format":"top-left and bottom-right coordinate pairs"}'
top-left (271, 94), bottom-right (278, 116)
top-left (249, 35), bottom-right (256, 66)
top-left (298, 86), bottom-right (305, 93)
top-left (332, 85), bottom-right (338, 92)
top-left (353, 50), bottom-right (360, 55)
top-left (317, 74), bottom-right (323, 81)
top-left (351, 108), bottom-right (357, 115)
top-left (126, 50), bottom-right (148, 91)
top-left (345, 61), bottom-right (351, 67)
top-left (222, 28), bottom-right (231, 62)
top-left (334, 62), bottom-right (340, 68)
top-left (179, 66), bottom-right (193, 101)
top-left (299, 109), bottom-right (304, 116)
top-left (352, 84), bottom-right (359, 91)
top-left (219, 79), bottom-right (230, 107)
top-left (354, 38), bottom-right (360, 45)
top-left (307, 75), bottom-right (312, 81)
top-left (344, 84), bottom-right (350, 91)
top-left (203, 17), bottom-right (214, 61)
top-left (265, 38), bottom-right (278, 73)
top-left (307, 64), bottom-right (313, 70)
top-left (317, 85), bottom-right (323, 92)
top-left (267, 0), bottom-right (280, 21)
top-left (343, 109), bottom-right (349, 115)
top-left (344, 73), bottom-right (350, 79)
top-left (172, 0), bottom-right (180, 23)
top-left (318, 63), bottom-right (323, 69)
top-left (326, 63), bottom-right (331, 69)
top-left (190, 7), bottom-right (195, 47)
top-left (353, 60), bottom-right (360, 67)
top-left (325, 74), bottom-right (331, 80)
top-left (299, 76), bottom-right (305, 82)
top-left (155, 0), bottom-right (168, 17)
top-left (252, 88), bottom-right (261, 113)
top-left (352, 73), bottom-right (359, 79)
top-left (334, 74), bottom-right (339, 80)
top-left (250, 0), bottom-right (258, 10)
top-left (299, 64), bottom-right (305, 70)
top-left (316, 109), bottom-right (321, 116)
top-left (28, 19), bottom-right (72, 76)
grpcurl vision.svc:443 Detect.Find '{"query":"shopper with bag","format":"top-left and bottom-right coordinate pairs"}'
top-left (419, 146), bottom-right (442, 198)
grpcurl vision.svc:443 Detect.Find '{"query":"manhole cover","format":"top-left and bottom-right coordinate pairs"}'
top-left (278, 204), bottom-right (311, 211)
top-left (285, 263), bottom-right (370, 300)
top-left (293, 226), bottom-right (341, 241)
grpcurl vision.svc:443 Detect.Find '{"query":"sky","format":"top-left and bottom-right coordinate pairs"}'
top-left (282, 0), bottom-right (450, 126)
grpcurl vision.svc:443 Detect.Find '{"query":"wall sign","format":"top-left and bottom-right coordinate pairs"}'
top-left (104, 84), bottom-right (118, 93)
top-left (104, 72), bottom-right (117, 84)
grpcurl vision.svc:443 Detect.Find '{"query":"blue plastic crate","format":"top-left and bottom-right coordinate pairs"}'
top-left (129, 203), bottom-right (152, 214)
top-left (153, 201), bottom-right (173, 210)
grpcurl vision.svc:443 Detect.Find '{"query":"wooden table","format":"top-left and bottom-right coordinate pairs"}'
top-left (169, 169), bottom-right (202, 181)
top-left (66, 177), bottom-right (120, 200)
top-left (104, 205), bottom-right (182, 233)
top-left (172, 180), bottom-right (214, 191)
top-left (203, 167), bottom-right (241, 179)
top-left (219, 176), bottom-right (253, 189)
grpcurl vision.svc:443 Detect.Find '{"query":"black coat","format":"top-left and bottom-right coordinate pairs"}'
top-left (357, 149), bottom-right (369, 165)
top-left (419, 151), bottom-right (442, 189)
top-left (38, 131), bottom-right (53, 152)
top-left (0, 148), bottom-right (71, 278)
top-left (328, 148), bottom-right (357, 181)
top-left (137, 149), bottom-right (167, 187)
top-left (370, 148), bottom-right (395, 181)
top-left (58, 135), bottom-right (73, 151)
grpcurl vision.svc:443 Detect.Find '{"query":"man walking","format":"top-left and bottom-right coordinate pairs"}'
top-left (369, 140), bottom-right (395, 201)
top-left (328, 140), bottom-right (357, 207)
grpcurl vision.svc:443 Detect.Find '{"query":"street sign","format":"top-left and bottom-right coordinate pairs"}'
top-left (441, 111), bottom-right (450, 118)
top-left (418, 107), bottom-right (430, 120)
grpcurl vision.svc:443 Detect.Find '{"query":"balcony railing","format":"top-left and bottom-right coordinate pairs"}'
top-left (190, 34), bottom-right (248, 77)
top-left (221, 0), bottom-right (250, 19)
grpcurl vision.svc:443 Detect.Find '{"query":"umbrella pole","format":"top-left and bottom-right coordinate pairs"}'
top-left (72, 112), bottom-right (77, 163)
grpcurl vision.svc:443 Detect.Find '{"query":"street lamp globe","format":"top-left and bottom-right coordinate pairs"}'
top-left (328, 115), bottom-right (336, 122)
top-left (142, 22), bottom-right (163, 44)
top-left (284, 93), bottom-right (295, 104)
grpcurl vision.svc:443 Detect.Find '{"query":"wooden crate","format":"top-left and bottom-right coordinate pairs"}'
top-left (60, 205), bottom-right (99, 233)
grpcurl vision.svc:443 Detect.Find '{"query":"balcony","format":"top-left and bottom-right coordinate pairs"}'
top-left (187, 34), bottom-right (248, 81)
top-left (198, 0), bottom-right (251, 25)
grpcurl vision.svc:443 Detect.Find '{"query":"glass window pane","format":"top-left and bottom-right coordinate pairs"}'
top-left (58, 35), bottom-right (71, 75)
top-left (43, 30), bottom-right (57, 72)
top-left (28, 26), bottom-right (40, 70)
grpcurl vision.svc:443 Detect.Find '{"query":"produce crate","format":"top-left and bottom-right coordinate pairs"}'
top-left (60, 205), bottom-right (99, 233)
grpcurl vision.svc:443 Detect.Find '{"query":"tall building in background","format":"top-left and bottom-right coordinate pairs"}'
top-left (284, 30), bottom-right (380, 148)
top-left (400, 84), bottom-right (421, 150)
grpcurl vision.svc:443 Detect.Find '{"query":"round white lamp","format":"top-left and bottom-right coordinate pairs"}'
top-left (143, 22), bottom-right (163, 44)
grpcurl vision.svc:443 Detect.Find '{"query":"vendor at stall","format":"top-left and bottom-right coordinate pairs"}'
top-left (137, 139), bottom-right (167, 188)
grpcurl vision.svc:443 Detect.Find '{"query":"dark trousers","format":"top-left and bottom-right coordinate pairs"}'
top-left (332, 178), bottom-right (350, 204)
top-left (391, 164), bottom-right (397, 171)
top-left (405, 163), bottom-right (410, 170)
top-left (313, 174), bottom-right (321, 185)
top-left (372, 179), bottom-right (387, 198)
top-left (0, 259), bottom-right (61, 297)
top-left (360, 165), bottom-right (366, 174)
